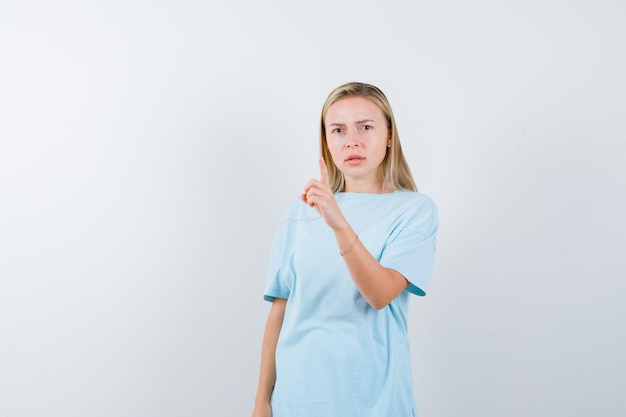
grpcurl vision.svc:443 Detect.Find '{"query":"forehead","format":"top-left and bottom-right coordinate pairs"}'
top-left (325, 96), bottom-right (385, 122)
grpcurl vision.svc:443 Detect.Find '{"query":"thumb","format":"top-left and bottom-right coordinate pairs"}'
top-left (319, 157), bottom-right (329, 184)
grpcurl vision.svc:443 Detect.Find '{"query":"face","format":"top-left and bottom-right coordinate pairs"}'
top-left (324, 96), bottom-right (390, 192)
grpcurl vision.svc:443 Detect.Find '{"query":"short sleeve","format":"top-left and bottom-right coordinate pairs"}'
top-left (380, 197), bottom-right (438, 296)
top-left (263, 214), bottom-right (295, 302)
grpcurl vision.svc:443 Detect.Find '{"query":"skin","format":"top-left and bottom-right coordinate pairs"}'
top-left (323, 96), bottom-right (392, 194)
top-left (251, 297), bottom-right (286, 417)
top-left (251, 96), bottom-right (409, 416)
top-left (301, 97), bottom-right (408, 309)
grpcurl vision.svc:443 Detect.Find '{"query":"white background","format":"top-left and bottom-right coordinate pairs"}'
top-left (1, 1), bottom-right (625, 416)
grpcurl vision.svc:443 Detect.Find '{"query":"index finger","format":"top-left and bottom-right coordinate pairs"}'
top-left (318, 157), bottom-right (329, 185)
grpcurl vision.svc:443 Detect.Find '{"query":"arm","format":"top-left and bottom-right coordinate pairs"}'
top-left (302, 158), bottom-right (408, 310)
top-left (251, 297), bottom-right (287, 417)
top-left (333, 225), bottom-right (408, 310)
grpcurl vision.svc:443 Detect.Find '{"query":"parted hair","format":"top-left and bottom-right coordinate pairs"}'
top-left (320, 82), bottom-right (417, 193)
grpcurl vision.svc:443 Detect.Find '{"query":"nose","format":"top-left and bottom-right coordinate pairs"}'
top-left (345, 130), bottom-right (358, 148)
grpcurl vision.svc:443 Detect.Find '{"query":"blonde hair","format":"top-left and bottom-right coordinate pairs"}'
top-left (320, 82), bottom-right (417, 192)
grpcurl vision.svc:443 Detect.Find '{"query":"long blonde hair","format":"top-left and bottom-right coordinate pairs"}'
top-left (320, 82), bottom-right (417, 192)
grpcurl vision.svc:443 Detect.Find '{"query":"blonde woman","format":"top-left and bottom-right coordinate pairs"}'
top-left (252, 82), bottom-right (439, 417)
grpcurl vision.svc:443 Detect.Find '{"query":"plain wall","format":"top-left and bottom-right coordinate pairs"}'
top-left (1, 1), bottom-right (625, 416)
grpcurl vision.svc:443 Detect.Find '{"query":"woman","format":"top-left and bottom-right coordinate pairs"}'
top-left (252, 82), bottom-right (438, 417)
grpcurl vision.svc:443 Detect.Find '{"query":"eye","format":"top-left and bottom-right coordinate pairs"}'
top-left (361, 125), bottom-right (372, 131)
top-left (331, 127), bottom-right (343, 134)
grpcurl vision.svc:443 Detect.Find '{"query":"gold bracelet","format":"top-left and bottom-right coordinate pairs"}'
top-left (340, 234), bottom-right (359, 257)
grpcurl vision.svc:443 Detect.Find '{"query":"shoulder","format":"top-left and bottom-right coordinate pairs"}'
top-left (391, 191), bottom-right (438, 233)
top-left (392, 190), bottom-right (437, 212)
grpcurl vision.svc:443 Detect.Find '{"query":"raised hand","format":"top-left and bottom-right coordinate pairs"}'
top-left (301, 157), bottom-right (348, 231)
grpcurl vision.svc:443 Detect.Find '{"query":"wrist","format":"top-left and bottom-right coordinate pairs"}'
top-left (254, 390), bottom-right (272, 406)
top-left (340, 234), bottom-right (359, 256)
top-left (254, 400), bottom-right (270, 406)
top-left (333, 225), bottom-right (357, 254)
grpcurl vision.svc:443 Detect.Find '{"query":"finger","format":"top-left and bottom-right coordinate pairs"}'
top-left (304, 192), bottom-right (318, 209)
top-left (305, 188), bottom-right (321, 206)
top-left (302, 180), bottom-right (315, 197)
top-left (303, 179), bottom-right (325, 194)
top-left (302, 184), bottom-right (317, 206)
top-left (318, 157), bottom-right (329, 185)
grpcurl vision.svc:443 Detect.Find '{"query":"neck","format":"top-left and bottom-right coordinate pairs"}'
top-left (344, 179), bottom-right (392, 194)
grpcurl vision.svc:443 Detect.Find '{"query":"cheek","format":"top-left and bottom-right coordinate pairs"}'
top-left (373, 141), bottom-right (389, 162)
top-left (329, 149), bottom-right (342, 165)
top-left (326, 141), bottom-right (341, 156)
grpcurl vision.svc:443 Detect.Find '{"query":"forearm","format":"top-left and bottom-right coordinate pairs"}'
top-left (301, 159), bottom-right (408, 310)
top-left (254, 298), bottom-right (286, 406)
top-left (334, 224), bottom-right (408, 310)
top-left (254, 346), bottom-right (276, 406)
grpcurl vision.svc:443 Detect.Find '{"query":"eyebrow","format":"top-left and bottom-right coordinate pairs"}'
top-left (327, 119), bottom-right (377, 127)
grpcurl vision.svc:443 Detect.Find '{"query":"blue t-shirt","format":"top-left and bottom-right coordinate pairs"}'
top-left (264, 190), bottom-right (438, 417)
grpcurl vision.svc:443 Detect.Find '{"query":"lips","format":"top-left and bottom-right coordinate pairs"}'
top-left (345, 154), bottom-right (365, 162)
top-left (345, 154), bottom-right (365, 166)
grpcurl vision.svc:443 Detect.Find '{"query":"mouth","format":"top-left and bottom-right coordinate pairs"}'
top-left (345, 154), bottom-right (365, 166)
top-left (345, 154), bottom-right (365, 162)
